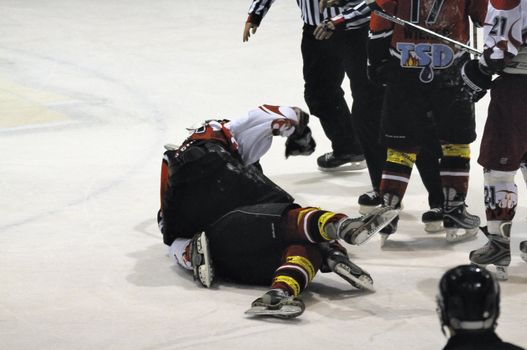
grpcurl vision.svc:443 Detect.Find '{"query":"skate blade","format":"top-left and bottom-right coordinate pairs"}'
top-left (445, 227), bottom-right (478, 243)
top-left (196, 233), bottom-right (214, 288)
top-left (245, 304), bottom-right (304, 319)
top-left (424, 221), bottom-right (444, 234)
top-left (352, 208), bottom-right (399, 245)
top-left (334, 264), bottom-right (375, 292)
top-left (318, 160), bottom-right (367, 172)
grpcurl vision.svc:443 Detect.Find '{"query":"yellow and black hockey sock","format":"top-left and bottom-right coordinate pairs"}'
top-left (284, 207), bottom-right (346, 242)
top-left (380, 148), bottom-right (416, 207)
top-left (271, 244), bottom-right (321, 296)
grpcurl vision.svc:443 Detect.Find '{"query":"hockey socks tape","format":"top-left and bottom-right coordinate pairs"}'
top-left (441, 144), bottom-right (470, 158)
top-left (386, 148), bottom-right (416, 168)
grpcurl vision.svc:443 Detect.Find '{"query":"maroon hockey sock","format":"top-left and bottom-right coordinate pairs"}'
top-left (271, 244), bottom-right (322, 296)
top-left (380, 148), bottom-right (416, 207)
top-left (283, 207), bottom-right (346, 243)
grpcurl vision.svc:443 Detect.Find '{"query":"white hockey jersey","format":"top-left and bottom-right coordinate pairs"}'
top-left (226, 105), bottom-right (299, 165)
top-left (481, 0), bottom-right (527, 74)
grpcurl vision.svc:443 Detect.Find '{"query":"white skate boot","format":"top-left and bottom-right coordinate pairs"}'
top-left (469, 224), bottom-right (511, 280)
top-left (190, 232), bottom-right (215, 288)
top-left (325, 207), bottom-right (399, 245)
top-left (245, 289), bottom-right (305, 319)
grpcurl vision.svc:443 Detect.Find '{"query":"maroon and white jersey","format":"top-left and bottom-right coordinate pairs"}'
top-left (481, 0), bottom-right (527, 74)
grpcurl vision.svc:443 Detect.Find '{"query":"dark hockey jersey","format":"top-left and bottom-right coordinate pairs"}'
top-left (158, 106), bottom-right (299, 245)
top-left (369, 0), bottom-right (488, 83)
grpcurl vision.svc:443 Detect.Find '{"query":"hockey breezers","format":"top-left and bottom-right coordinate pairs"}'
top-left (364, 0), bottom-right (482, 57)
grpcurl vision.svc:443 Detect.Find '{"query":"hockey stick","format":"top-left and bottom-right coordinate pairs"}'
top-left (365, 0), bottom-right (483, 57)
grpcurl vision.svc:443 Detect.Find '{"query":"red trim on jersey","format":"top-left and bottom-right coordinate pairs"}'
top-left (160, 160), bottom-right (168, 209)
top-left (490, 0), bottom-right (520, 11)
top-left (260, 104), bottom-right (285, 117)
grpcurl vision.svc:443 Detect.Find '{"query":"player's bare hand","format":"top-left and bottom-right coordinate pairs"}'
top-left (319, 0), bottom-right (341, 12)
top-left (243, 22), bottom-right (259, 42)
top-left (313, 20), bottom-right (335, 40)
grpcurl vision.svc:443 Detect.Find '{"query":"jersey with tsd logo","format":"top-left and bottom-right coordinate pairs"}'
top-left (370, 0), bottom-right (488, 82)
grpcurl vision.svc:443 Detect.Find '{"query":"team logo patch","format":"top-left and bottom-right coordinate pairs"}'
top-left (396, 43), bottom-right (454, 83)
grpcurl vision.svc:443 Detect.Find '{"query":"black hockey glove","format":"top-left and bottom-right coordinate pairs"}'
top-left (285, 126), bottom-right (316, 159)
top-left (459, 59), bottom-right (493, 103)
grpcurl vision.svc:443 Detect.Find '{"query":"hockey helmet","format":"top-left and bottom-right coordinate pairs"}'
top-left (436, 264), bottom-right (500, 333)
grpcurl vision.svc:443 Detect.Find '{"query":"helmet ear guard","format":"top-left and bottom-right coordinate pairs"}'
top-left (437, 265), bottom-right (500, 334)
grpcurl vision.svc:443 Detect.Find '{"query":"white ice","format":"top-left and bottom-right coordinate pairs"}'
top-left (0, 1), bottom-right (525, 349)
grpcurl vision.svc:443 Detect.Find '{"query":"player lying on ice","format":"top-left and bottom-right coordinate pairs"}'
top-left (157, 104), bottom-right (398, 318)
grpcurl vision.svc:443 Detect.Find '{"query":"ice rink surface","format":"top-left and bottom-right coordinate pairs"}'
top-left (0, 1), bottom-right (525, 349)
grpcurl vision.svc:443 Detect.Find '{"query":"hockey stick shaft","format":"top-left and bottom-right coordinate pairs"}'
top-left (367, 2), bottom-right (483, 57)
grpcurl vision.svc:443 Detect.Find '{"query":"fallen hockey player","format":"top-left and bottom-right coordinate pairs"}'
top-left (157, 104), bottom-right (398, 318)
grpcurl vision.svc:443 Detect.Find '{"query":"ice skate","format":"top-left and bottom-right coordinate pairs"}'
top-left (469, 225), bottom-right (511, 280)
top-left (520, 241), bottom-right (527, 263)
top-left (326, 206), bottom-right (399, 245)
top-left (190, 232), bottom-right (215, 288)
top-left (319, 242), bottom-right (375, 292)
top-left (379, 215), bottom-right (399, 247)
top-left (422, 207), bottom-right (444, 233)
top-left (358, 190), bottom-right (382, 215)
top-left (317, 152), bottom-right (366, 172)
top-left (245, 289), bottom-right (305, 319)
top-left (327, 251), bottom-right (375, 292)
top-left (443, 204), bottom-right (480, 243)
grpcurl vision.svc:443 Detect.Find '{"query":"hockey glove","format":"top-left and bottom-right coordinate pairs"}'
top-left (314, 19), bottom-right (337, 40)
top-left (285, 126), bottom-right (316, 158)
top-left (459, 59), bottom-right (493, 103)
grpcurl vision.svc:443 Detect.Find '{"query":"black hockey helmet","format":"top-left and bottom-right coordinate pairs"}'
top-left (436, 264), bottom-right (500, 333)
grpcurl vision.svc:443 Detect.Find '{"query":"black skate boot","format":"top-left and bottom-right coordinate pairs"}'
top-left (520, 240), bottom-right (527, 263)
top-left (358, 190), bottom-right (382, 215)
top-left (324, 206), bottom-right (399, 245)
top-left (319, 242), bottom-right (375, 292)
top-left (317, 152), bottom-right (366, 172)
top-left (442, 188), bottom-right (480, 243)
top-left (443, 204), bottom-right (480, 242)
top-left (469, 224), bottom-right (511, 280)
top-left (422, 207), bottom-right (444, 233)
top-left (190, 232), bottom-right (215, 288)
top-left (245, 289), bottom-right (305, 319)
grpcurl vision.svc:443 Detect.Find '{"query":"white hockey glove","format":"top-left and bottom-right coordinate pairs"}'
top-left (460, 59), bottom-right (493, 103)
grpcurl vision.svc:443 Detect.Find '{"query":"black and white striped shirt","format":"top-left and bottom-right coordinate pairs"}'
top-left (247, 0), bottom-right (362, 26)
